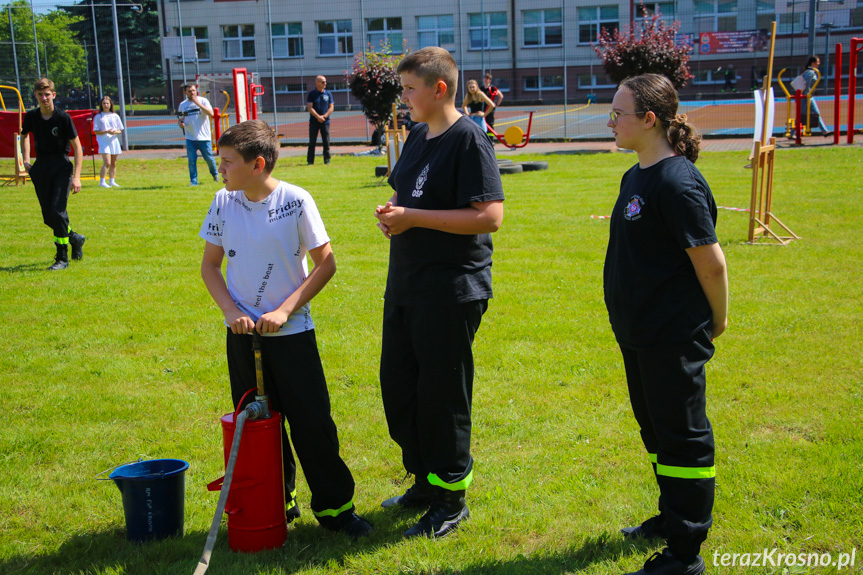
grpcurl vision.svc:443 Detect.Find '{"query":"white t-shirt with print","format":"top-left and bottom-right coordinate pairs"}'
top-left (178, 97), bottom-right (212, 141)
top-left (199, 181), bottom-right (331, 336)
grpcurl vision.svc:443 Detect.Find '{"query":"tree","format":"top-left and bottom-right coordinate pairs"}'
top-left (593, 11), bottom-right (693, 89)
top-left (347, 44), bottom-right (404, 134)
top-left (60, 0), bottom-right (161, 101)
top-left (0, 1), bottom-right (86, 97)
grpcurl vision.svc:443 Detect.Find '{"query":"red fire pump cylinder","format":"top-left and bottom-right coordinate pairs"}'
top-left (207, 410), bottom-right (287, 552)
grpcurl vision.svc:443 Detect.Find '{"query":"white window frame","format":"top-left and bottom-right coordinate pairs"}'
top-left (693, 0), bottom-right (738, 34)
top-left (577, 73), bottom-right (616, 89)
top-left (367, 17), bottom-right (403, 52)
top-left (272, 22), bottom-right (303, 59)
top-left (469, 12), bottom-right (509, 51)
top-left (317, 20), bottom-right (353, 56)
top-left (222, 24), bottom-right (255, 60)
top-left (577, 6), bottom-right (619, 45)
top-left (417, 15), bottom-right (455, 49)
top-left (524, 75), bottom-right (564, 92)
top-left (635, 2), bottom-right (676, 24)
top-left (177, 26), bottom-right (209, 62)
top-left (274, 82), bottom-right (306, 94)
top-left (523, 9), bottom-right (562, 48)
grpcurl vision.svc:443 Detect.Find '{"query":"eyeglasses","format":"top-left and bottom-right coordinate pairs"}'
top-left (608, 110), bottom-right (646, 124)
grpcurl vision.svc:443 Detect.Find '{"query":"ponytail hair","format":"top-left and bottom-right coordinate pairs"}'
top-left (620, 74), bottom-right (702, 163)
top-left (668, 113), bottom-right (701, 163)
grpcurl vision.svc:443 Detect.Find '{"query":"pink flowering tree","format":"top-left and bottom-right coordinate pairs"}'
top-left (347, 43), bottom-right (404, 132)
top-left (593, 11), bottom-right (693, 89)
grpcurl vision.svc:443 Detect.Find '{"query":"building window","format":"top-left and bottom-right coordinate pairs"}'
top-left (417, 15), bottom-right (455, 49)
top-left (754, 0), bottom-right (774, 30)
top-left (524, 75), bottom-right (564, 91)
top-left (367, 17), bottom-right (403, 52)
top-left (694, 0), bottom-right (737, 34)
top-left (577, 73), bottom-right (616, 89)
top-left (275, 82), bottom-right (306, 94)
top-left (328, 80), bottom-right (349, 92)
top-left (635, 2), bottom-right (676, 23)
top-left (776, 11), bottom-right (806, 34)
top-left (318, 20), bottom-right (353, 56)
top-left (222, 25), bottom-right (255, 60)
top-left (175, 27), bottom-right (209, 61)
top-left (692, 69), bottom-right (725, 84)
top-left (578, 6), bottom-right (619, 45)
top-left (469, 12), bottom-right (508, 50)
top-left (272, 23), bottom-right (303, 58)
top-left (488, 76), bottom-right (510, 92)
top-left (523, 9), bottom-right (562, 47)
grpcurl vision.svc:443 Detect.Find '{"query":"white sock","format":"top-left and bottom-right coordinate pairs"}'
top-left (100, 178), bottom-right (106, 185)
top-left (110, 178), bottom-right (116, 185)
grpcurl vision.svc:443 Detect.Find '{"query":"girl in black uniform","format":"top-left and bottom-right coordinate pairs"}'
top-left (604, 74), bottom-right (728, 575)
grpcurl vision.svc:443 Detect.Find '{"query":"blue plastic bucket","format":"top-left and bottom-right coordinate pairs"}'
top-left (109, 459), bottom-right (190, 542)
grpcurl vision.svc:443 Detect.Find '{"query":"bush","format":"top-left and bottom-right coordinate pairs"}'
top-left (347, 43), bottom-right (404, 131)
top-left (593, 12), bottom-right (693, 89)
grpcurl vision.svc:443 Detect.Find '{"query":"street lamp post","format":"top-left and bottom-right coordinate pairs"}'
top-left (7, 7), bottom-right (21, 93)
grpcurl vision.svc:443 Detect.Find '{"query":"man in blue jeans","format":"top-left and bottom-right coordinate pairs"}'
top-left (178, 84), bottom-right (218, 185)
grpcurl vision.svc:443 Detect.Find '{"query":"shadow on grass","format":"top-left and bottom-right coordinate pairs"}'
top-left (0, 263), bottom-right (49, 273)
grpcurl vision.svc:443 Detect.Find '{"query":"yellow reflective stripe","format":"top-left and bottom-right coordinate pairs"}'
top-left (313, 499), bottom-right (353, 518)
top-left (428, 470), bottom-right (473, 491)
top-left (648, 453), bottom-right (658, 464)
top-left (656, 463), bottom-right (716, 479)
top-left (54, 236), bottom-right (70, 245)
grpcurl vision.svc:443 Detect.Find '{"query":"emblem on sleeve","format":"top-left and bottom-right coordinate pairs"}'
top-left (624, 195), bottom-right (645, 221)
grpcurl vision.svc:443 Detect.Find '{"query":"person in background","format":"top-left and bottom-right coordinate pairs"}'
top-left (803, 56), bottom-right (831, 137)
top-left (462, 79), bottom-right (495, 133)
top-left (481, 72), bottom-right (503, 130)
top-left (177, 83), bottom-right (218, 186)
top-left (306, 75), bottom-right (334, 165)
top-left (92, 95), bottom-right (124, 188)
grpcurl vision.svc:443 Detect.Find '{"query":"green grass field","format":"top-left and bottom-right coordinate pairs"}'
top-left (1, 148), bottom-right (861, 575)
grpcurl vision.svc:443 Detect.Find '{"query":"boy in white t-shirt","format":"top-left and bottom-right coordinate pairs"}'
top-left (199, 120), bottom-right (372, 538)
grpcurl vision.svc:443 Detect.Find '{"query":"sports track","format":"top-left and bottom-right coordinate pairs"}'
top-left (122, 96), bottom-right (863, 147)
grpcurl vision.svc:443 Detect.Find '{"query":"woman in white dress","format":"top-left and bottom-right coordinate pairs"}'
top-left (92, 96), bottom-right (124, 188)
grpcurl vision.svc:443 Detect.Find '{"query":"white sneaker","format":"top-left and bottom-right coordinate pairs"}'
top-left (110, 181), bottom-right (120, 187)
top-left (99, 181), bottom-right (111, 188)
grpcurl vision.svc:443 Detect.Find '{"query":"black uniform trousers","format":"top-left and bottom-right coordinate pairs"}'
top-left (226, 328), bottom-right (355, 517)
top-left (380, 299), bottom-right (487, 489)
top-left (29, 156), bottom-right (73, 243)
top-left (307, 120), bottom-right (331, 164)
top-left (620, 327), bottom-right (716, 560)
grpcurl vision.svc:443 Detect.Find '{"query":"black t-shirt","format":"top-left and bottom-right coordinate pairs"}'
top-left (603, 155), bottom-right (718, 348)
top-left (21, 108), bottom-right (78, 157)
top-left (386, 116), bottom-right (505, 305)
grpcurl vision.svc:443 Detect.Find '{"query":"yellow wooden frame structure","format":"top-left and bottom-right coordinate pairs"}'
top-left (384, 103), bottom-right (407, 177)
top-left (748, 22), bottom-right (800, 245)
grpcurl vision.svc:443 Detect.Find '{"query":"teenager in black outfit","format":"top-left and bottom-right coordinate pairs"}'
top-left (374, 47), bottom-right (504, 539)
top-left (22, 78), bottom-right (85, 271)
top-left (604, 74), bottom-right (729, 575)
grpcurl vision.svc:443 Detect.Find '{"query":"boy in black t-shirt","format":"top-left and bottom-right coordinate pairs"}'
top-left (374, 47), bottom-right (504, 539)
top-left (21, 78), bottom-right (85, 271)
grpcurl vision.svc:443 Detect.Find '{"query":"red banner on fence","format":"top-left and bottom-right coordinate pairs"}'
top-left (0, 109), bottom-right (96, 158)
top-left (699, 31), bottom-right (770, 55)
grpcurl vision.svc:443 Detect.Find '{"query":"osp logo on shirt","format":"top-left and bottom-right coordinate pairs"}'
top-left (412, 164), bottom-right (429, 198)
top-left (624, 195), bottom-right (645, 221)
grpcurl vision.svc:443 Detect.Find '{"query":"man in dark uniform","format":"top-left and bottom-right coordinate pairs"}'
top-left (480, 72), bottom-right (503, 129)
top-left (306, 75), bottom-right (334, 165)
top-left (22, 78), bottom-right (85, 271)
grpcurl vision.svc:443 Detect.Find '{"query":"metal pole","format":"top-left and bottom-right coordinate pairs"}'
top-left (30, 1), bottom-right (40, 78)
top-left (807, 0), bottom-right (816, 58)
top-left (84, 40), bottom-right (91, 107)
top-left (111, 0), bottom-right (128, 150)
top-left (480, 0), bottom-right (485, 75)
top-left (9, 8), bottom-right (21, 94)
top-left (562, 0), bottom-right (567, 139)
top-left (176, 0), bottom-right (187, 84)
top-left (266, 0), bottom-right (279, 134)
top-left (92, 3), bottom-right (103, 98)
top-left (125, 38), bottom-right (133, 111)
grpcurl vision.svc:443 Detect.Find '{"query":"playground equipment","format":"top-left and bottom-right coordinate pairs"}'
top-left (487, 111), bottom-right (535, 149)
top-left (0, 85), bottom-right (26, 186)
top-left (382, 103), bottom-right (407, 177)
top-left (748, 21), bottom-right (799, 246)
top-left (197, 68), bottom-right (263, 150)
top-left (833, 38), bottom-right (863, 145)
top-left (777, 68), bottom-right (820, 138)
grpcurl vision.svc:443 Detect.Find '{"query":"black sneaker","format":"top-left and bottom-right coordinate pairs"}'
top-left (382, 477), bottom-right (436, 509)
top-left (404, 490), bottom-right (469, 539)
top-left (626, 549), bottom-right (705, 575)
top-left (69, 232), bottom-right (86, 261)
top-left (318, 510), bottom-right (373, 539)
top-left (621, 514), bottom-right (667, 540)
